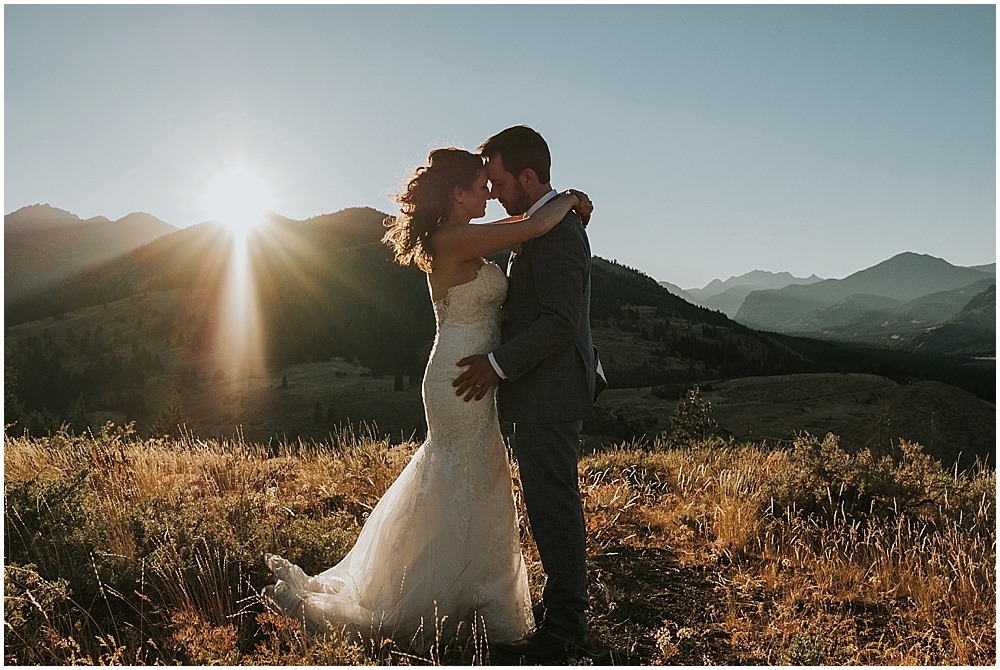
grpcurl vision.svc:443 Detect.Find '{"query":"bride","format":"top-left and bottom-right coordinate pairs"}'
top-left (264, 147), bottom-right (591, 651)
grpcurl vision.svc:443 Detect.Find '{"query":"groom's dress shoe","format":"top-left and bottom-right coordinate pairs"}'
top-left (492, 622), bottom-right (590, 663)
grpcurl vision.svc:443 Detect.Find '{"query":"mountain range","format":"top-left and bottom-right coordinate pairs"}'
top-left (730, 253), bottom-right (994, 354)
top-left (660, 270), bottom-right (823, 317)
top-left (657, 254), bottom-right (995, 358)
top-left (5, 204), bottom-right (177, 301)
top-left (4, 205), bottom-right (995, 448)
top-left (689, 269), bottom-right (825, 302)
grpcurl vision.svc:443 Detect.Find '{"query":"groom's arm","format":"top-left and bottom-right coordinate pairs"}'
top-left (492, 217), bottom-right (588, 382)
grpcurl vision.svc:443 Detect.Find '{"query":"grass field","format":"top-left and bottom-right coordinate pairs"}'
top-left (4, 423), bottom-right (995, 665)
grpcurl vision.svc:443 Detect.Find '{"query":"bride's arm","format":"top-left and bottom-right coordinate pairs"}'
top-left (485, 190), bottom-right (592, 226)
top-left (485, 214), bottom-right (524, 225)
top-left (433, 191), bottom-right (586, 261)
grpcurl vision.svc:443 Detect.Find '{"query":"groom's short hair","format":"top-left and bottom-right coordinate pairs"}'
top-left (479, 126), bottom-right (551, 185)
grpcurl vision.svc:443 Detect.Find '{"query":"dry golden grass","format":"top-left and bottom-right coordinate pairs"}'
top-left (580, 434), bottom-right (995, 664)
top-left (4, 423), bottom-right (995, 665)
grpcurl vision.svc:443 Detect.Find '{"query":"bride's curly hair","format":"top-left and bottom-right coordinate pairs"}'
top-left (383, 148), bottom-right (484, 272)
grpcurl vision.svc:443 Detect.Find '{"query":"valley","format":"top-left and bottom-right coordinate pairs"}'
top-left (5, 206), bottom-right (995, 474)
top-left (594, 373), bottom-right (994, 469)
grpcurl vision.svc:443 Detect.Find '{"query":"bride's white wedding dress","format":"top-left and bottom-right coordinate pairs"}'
top-left (264, 260), bottom-right (533, 649)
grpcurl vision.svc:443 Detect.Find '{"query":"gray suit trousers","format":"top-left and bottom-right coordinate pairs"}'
top-left (513, 420), bottom-right (589, 636)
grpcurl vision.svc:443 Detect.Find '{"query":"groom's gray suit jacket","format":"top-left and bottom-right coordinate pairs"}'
top-left (494, 211), bottom-right (595, 423)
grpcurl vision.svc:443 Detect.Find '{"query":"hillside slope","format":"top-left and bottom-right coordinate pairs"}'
top-left (804, 279), bottom-right (995, 349)
top-left (656, 280), bottom-right (702, 306)
top-left (914, 284), bottom-right (996, 357)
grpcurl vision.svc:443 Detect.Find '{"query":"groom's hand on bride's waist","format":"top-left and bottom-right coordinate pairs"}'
top-left (454, 355), bottom-right (500, 402)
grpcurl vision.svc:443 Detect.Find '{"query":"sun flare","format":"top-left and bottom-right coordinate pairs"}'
top-left (200, 165), bottom-right (277, 234)
top-left (213, 235), bottom-right (265, 380)
top-left (199, 164), bottom-right (275, 380)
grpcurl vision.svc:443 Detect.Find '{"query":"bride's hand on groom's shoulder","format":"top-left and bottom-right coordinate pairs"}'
top-left (563, 189), bottom-right (593, 227)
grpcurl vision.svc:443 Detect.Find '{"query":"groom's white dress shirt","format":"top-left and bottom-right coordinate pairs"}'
top-left (487, 188), bottom-right (559, 380)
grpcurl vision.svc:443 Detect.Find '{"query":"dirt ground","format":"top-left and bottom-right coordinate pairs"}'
top-left (586, 544), bottom-right (741, 665)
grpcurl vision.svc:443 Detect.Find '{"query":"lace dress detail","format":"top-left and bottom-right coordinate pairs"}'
top-left (265, 261), bottom-right (533, 649)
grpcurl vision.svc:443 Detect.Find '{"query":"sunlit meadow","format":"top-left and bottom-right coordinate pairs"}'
top-left (4, 421), bottom-right (994, 665)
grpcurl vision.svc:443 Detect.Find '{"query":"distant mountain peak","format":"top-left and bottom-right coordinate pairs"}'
top-left (6, 203), bottom-right (79, 219)
top-left (880, 251), bottom-right (954, 266)
top-left (873, 252), bottom-right (996, 276)
top-left (5, 205), bottom-right (178, 230)
top-left (5, 203), bottom-right (82, 230)
top-left (725, 269), bottom-right (801, 283)
top-left (854, 253), bottom-right (995, 285)
top-left (689, 269), bottom-right (823, 303)
top-left (113, 211), bottom-right (176, 229)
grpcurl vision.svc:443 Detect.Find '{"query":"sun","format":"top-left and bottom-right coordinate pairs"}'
top-left (200, 165), bottom-right (277, 234)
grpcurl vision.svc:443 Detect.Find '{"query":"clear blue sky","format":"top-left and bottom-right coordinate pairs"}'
top-left (5, 5), bottom-right (995, 288)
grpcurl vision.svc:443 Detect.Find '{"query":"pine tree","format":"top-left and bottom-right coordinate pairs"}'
top-left (667, 386), bottom-right (718, 446)
top-left (281, 374), bottom-right (288, 389)
top-left (4, 364), bottom-right (23, 428)
top-left (71, 393), bottom-right (90, 435)
top-left (152, 389), bottom-right (187, 438)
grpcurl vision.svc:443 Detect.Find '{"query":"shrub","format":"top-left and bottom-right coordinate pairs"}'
top-left (665, 386), bottom-right (718, 446)
top-left (4, 563), bottom-right (74, 665)
top-left (151, 389), bottom-right (186, 437)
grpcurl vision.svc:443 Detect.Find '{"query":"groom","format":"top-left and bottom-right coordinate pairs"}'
top-left (454, 125), bottom-right (596, 661)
